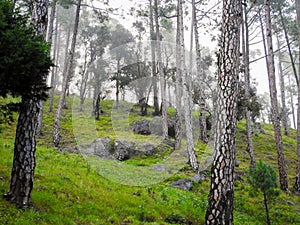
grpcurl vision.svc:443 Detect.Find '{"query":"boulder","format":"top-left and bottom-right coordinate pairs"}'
top-left (150, 117), bottom-right (175, 138)
top-left (136, 143), bottom-right (156, 156)
top-left (190, 173), bottom-right (206, 183)
top-left (171, 178), bottom-right (193, 191)
top-left (93, 137), bottom-right (113, 158)
top-left (132, 119), bottom-right (151, 135)
top-left (113, 139), bottom-right (135, 161)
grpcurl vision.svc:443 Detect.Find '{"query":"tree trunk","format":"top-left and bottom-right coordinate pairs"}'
top-left (49, 16), bottom-right (61, 113)
top-left (37, 0), bottom-right (57, 135)
top-left (177, 0), bottom-right (198, 169)
top-left (264, 0), bottom-right (289, 191)
top-left (154, 0), bottom-right (168, 140)
top-left (242, 2), bottom-right (256, 168)
top-left (4, 97), bottom-right (40, 207)
top-left (276, 35), bottom-right (289, 136)
top-left (149, 0), bottom-right (160, 116)
top-left (294, 0), bottom-right (300, 192)
top-left (175, 1), bottom-right (182, 151)
top-left (53, 0), bottom-right (81, 147)
top-left (192, 0), bottom-right (208, 144)
top-left (263, 191), bottom-right (271, 225)
top-left (205, 0), bottom-right (241, 223)
top-left (288, 73), bottom-right (296, 129)
top-left (5, 0), bottom-right (49, 207)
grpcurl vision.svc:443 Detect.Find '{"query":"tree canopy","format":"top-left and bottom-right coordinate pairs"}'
top-left (0, 0), bottom-right (53, 100)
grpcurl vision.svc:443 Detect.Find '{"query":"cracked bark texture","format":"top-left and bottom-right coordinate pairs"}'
top-left (5, 0), bottom-right (49, 207)
top-left (205, 0), bottom-right (241, 224)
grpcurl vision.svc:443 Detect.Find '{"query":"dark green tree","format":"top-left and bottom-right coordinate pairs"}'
top-left (249, 161), bottom-right (279, 225)
top-left (0, 0), bottom-right (52, 207)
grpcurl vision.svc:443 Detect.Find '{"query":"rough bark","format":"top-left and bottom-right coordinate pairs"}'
top-left (5, 0), bottom-right (49, 207)
top-left (276, 35), bottom-right (289, 136)
top-left (192, 0), bottom-right (208, 143)
top-left (264, 0), bottom-right (289, 191)
top-left (53, 0), bottom-right (81, 147)
top-left (294, 0), bottom-right (300, 192)
top-left (205, 0), bottom-right (241, 224)
top-left (5, 97), bottom-right (40, 207)
top-left (242, 2), bottom-right (256, 168)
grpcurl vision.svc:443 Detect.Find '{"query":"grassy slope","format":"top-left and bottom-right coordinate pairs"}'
top-left (0, 96), bottom-right (299, 225)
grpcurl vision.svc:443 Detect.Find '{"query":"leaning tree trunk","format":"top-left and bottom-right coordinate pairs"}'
top-left (264, 0), bottom-right (289, 191)
top-left (53, 0), bottom-right (81, 147)
top-left (294, 0), bottom-right (300, 192)
top-left (242, 2), bottom-right (256, 168)
top-left (205, 0), bottom-right (241, 224)
top-left (263, 191), bottom-right (271, 225)
top-left (5, 0), bottom-right (49, 207)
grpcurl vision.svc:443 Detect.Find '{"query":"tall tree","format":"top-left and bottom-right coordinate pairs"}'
top-left (176, 0), bottom-right (198, 169)
top-left (36, 0), bottom-right (57, 135)
top-left (1, 0), bottom-right (52, 207)
top-left (53, 0), bottom-right (82, 147)
top-left (154, 0), bottom-right (168, 140)
top-left (241, 1), bottom-right (256, 167)
top-left (149, 0), bottom-right (160, 115)
top-left (276, 35), bottom-right (289, 136)
top-left (192, 0), bottom-right (208, 143)
top-left (264, 0), bottom-right (288, 191)
top-left (205, 0), bottom-right (241, 223)
top-left (294, 0), bottom-right (300, 192)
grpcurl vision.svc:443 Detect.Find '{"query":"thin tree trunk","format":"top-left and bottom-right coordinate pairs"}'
top-left (175, 0), bottom-right (182, 150)
top-left (294, 0), bottom-right (300, 192)
top-left (49, 15), bottom-right (61, 113)
top-left (205, 0), bottom-right (241, 223)
top-left (154, 0), bottom-right (168, 140)
top-left (149, 0), bottom-right (160, 115)
top-left (53, 0), bottom-right (81, 147)
top-left (263, 191), bottom-right (271, 225)
top-left (37, 0), bottom-right (57, 134)
top-left (177, 0), bottom-right (198, 169)
top-left (264, 0), bottom-right (289, 191)
top-left (5, 0), bottom-right (49, 207)
top-left (192, 0), bottom-right (208, 144)
top-left (242, 2), bottom-right (256, 168)
top-left (276, 35), bottom-right (289, 136)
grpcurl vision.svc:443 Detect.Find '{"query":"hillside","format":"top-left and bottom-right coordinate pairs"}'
top-left (0, 96), bottom-right (300, 225)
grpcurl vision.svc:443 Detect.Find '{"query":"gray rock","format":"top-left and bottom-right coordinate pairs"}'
top-left (132, 119), bottom-right (151, 135)
top-left (190, 173), bottom-right (206, 183)
top-left (136, 143), bottom-right (156, 156)
top-left (152, 164), bottom-right (168, 172)
top-left (93, 137), bottom-right (113, 158)
top-left (150, 117), bottom-right (175, 138)
top-left (113, 139), bottom-right (135, 161)
top-left (235, 160), bottom-right (241, 167)
top-left (171, 178), bottom-right (193, 191)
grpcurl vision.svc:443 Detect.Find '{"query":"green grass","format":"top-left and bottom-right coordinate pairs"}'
top-left (0, 96), bottom-right (300, 224)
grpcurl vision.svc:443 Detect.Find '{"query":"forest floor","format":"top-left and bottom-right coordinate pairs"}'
top-left (0, 95), bottom-right (300, 225)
